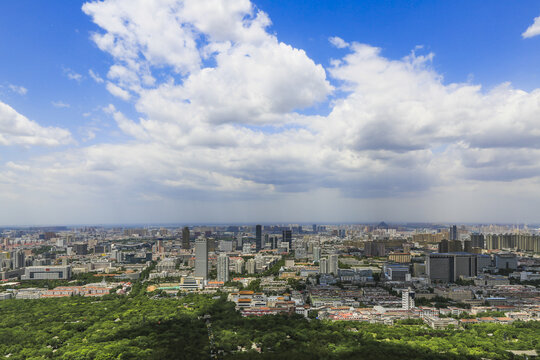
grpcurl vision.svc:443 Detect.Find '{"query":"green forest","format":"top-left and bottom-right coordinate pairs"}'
top-left (0, 289), bottom-right (539, 359)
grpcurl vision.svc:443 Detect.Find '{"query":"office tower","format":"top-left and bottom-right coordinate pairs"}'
top-left (312, 224), bottom-right (317, 233)
top-left (194, 237), bottom-right (208, 279)
top-left (329, 254), bottom-right (338, 275)
top-left (182, 227), bottom-right (190, 250)
top-left (402, 288), bottom-right (415, 310)
top-left (13, 250), bottom-right (25, 269)
top-left (255, 225), bottom-right (262, 252)
top-left (463, 240), bottom-right (472, 253)
top-left (470, 233), bottom-right (485, 249)
top-left (313, 246), bottom-right (321, 262)
top-left (282, 230), bottom-right (292, 248)
top-left (271, 236), bottom-right (278, 249)
top-left (264, 233), bottom-right (269, 249)
top-left (427, 253), bottom-right (477, 283)
top-left (246, 258), bottom-right (256, 274)
top-left (236, 234), bottom-right (243, 250)
top-left (319, 258), bottom-right (328, 274)
top-left (207, 238), bottom-right (216, 252)
top-left (217, 254), bottom-right (229, 282)
top-left (450, 225), bottom-right (458, 241)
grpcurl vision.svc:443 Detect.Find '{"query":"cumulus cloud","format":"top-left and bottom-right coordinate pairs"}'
top-left (0, 101), bottom-right (72, 146)
top-left (4, 0), bottom-right (540, 223)
top-left (523, 15), bottom-right (540, 38)
top-left (329, 36), bottom-right (349, 49)
top-left (106, 82), bottom-right (131, 100)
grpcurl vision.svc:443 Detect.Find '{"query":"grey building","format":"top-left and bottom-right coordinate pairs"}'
top-left (427, 253), bottom-right (477, 283)
top-left (282, 230), bottom-right (292, 248)
top-left (255, 225), bottom-right (262, 252)
top-left (319, 258), bottom-right (328, 274)
top-left (194, 237), bottom-right (208, 279)
top-left (313, 246), bottom-right (321, 262)
top-left (21, 265), bottom-right (71, 280)
top-left (495, 253), bottom-right (517, 270)
top-left (182, 227), bottom-right (190, 250)
top-left (329, 254), bottom-right (338, 275)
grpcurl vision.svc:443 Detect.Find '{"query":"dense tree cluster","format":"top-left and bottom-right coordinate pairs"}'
top-left (0, 290), bottom-right (538, 359)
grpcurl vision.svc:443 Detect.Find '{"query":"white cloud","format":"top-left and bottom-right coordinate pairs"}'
top-left (64, 68), bottom-right (83, 82)
top-left (8, 84), bottom-right (28, 95)
top-left (51, 101), bottom-right (70, 108)
top-left (106, 82), bottom-right (131, 100)
top-left (88, 69), bottom-right (104, 83)
top-left (522, 15), bottom-right (540, 38)
top-left (0, 101), bottom-right (72, 146)
top-left (329, 36), bottom-right (349, 49)
top-left (5, 0), bottom-right (540, 224)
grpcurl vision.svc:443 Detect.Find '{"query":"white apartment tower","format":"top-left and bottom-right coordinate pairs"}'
top-left (217, 253), bottom-right (229, 282)
top-left (194, 237), bottom-right (208, 279)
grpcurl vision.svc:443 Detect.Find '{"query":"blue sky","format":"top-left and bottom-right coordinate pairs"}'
top-left (1, 0), bottom-right (540, 225)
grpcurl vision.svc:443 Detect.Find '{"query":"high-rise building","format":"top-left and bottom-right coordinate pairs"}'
top-left (255, 225), bottom-right (262, 252)
top-left (182, 227), bottom-right (190, 250)
top-left (13, 250), bottom-right (25, 269)
top-left (402, 288), bottom-right (415, 310)
top-left (73, 243), bottom-right (88, 256)
top-left (313, 246), bottom-right (321, 262)
top-left (264, 233), bottom-right (269, 249)
top-left (470, 233), bottom-right (485, 249)
top-left (246, 259), bottom-right (256, 274)
top-left (194, 237), bottom-right (208, 279)
top-left (463, 240), bottom-right (472, 253)
top-left (319, 258), bottom-right (328, 274)
top-left (207, 238), bottom-right (216, 252)
top-left (329, 254), bottom-right (338, 275)
top-left (235, 258), bottom-right (244, 273)
top-left (282, 230), bottom-right (292, 248)
top-left (438, 239), bottom-right (463, 253)
top-left (217, 254), bottom-right (229, 282)
top-left (449, 225), bottom-right (458, 241)
top-left (364, 241), bottom-right (385, 257)
top-left (312, 224), bottom-right (317, 233)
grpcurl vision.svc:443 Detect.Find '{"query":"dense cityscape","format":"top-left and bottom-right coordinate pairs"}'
top-left (1, 222), bottom-right (539, 358)
top-left (3, 0), bottom-right (540, 358)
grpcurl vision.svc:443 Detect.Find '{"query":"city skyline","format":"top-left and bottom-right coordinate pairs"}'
top-left (2, 1), bottom-right (540, 225)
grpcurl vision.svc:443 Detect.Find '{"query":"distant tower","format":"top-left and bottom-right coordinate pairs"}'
top-left (329, 254), bottom-right (338, 275)
top-left (217, 253), bottom-right (229, 282)
top-left (282, 230), bottom-right (292, 248)
top-left (182, 227), bottom-right (190, 250)
top-left (255, 225), bottom-right (262, 252)
top-left (319, 258), bottom-right (328, 274)
top-left (450, 225), bottom-right (458, 241)
top-left (313, 247), bottom-right (321, 262)
top-left (194, 237), bottom-right (208, 279)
